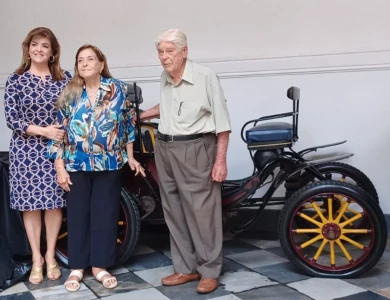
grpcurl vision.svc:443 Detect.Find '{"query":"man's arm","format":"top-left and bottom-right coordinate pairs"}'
top-left (215, 131), bottom-right (229, 165)
top-left (140, 104), bottom-right (160, 121)
top-left (212, 131), bottom-right (230, 182)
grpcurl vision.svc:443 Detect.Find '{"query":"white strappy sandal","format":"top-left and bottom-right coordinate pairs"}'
top-left (64, 270), bottom-right (83, 292)
top-left (95, 270), bottom-right (118, 289)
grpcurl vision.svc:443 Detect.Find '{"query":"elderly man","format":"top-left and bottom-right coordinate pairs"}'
top-left (140, 29), bottom-right (231, 294)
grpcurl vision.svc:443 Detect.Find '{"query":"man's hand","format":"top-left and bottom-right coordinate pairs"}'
top-left (212, 160), bottom-right (227, 182)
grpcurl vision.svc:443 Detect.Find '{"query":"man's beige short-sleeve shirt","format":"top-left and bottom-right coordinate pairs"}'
top-left (158, 59), bottom-right (231, 135)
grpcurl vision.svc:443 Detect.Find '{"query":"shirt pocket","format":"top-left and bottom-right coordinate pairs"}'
top-left (174, 101), bottom-right (202, 124)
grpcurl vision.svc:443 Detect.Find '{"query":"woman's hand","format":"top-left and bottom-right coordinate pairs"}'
top-left (43, 125), bottom-right (65, 141)
top-left (128, 157), bottom-right (146, 177)
top-left (56, 168), bottom-right (72, 192)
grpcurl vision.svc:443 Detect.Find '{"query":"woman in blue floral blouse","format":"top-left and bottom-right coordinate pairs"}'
top-left (48, 44), bottom-right (145, 292)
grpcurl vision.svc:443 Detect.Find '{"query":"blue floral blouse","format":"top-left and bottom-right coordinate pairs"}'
top-left (48, 76), bottom-right (135, 172)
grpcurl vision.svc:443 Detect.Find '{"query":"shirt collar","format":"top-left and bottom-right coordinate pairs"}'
top-left (83, 76), bottom-right (111, 91)
top-left (164, 59), bottom-right (194, 85)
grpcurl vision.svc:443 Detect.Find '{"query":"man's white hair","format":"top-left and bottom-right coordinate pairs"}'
top-left (155, 29), bottom-right (188, 50)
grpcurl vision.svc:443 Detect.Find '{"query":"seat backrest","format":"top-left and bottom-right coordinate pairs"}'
top-left (126, 82), bottom-right (143, 104)
top-left (287, 86), bottom-right (300, 142)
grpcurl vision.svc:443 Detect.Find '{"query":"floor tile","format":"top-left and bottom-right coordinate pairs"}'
top-left (83, 271), bottom-right (151, 298)
top-left (253, 262), bottom-right (310, 284)
top-left (219, 270), bottom-right (278, 293)
top-left (103, 287), bottom-right (171, 300)
top-left (208, 295), bottom-right (242, 300)
top-left (24, 267), bottom-right (72, 290)
top-left (239, 239), bottom-right (280, 249)
top-left (223, 232), bottom-right (237, 241)
top-left (30, 283), bottom-right (96, 300)
top-left (334, 291), bottom-right (390, 299)
top-left (344, 268), bottom-right (390, 291)
top-left (225, 250), bottom-right (288, 269)
top-left (131, 244), bottom-right (156, 256)
top-left (221, 258), bottom-right (249, 274)
top-left (236, 284), bottom-right (312, 300)
top-left (7, 234), bottom-right (386, 300)
top-left (376, 287), bottom-right (390, 298)
top-left (157, 280), bottom-right (230, 300)
top-left (134, 265), bottom-right (174, 287)
top-left (124, 252), bottom-right (172, 272)
top-left (162, 250), bottom-right (172, 259)
top-left (378, 251), bottom-right (390, 265)
top-left (0, 291), bottom-right (36, 300)
top-left (376, 262), bottom-right (390, 273)
top-left (287, 278), bottom-right (366, 300)
top-left (263, 246), bottom-right (287, 258)
top-left (386, 239), bottom-right (390, 252)
top-left (222, 240), bottom-right (260, 256)
top-left (0, 282), bottom-right (28, 296)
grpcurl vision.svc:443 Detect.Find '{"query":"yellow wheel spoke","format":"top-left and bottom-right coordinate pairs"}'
top-left (295, 229), bottom-right (322, 234)
top-left (340, 214), bottom-right (362, 228)
top-left (328, 197), bottom-right (333, 221)
top-left (340, 235), bottom-right (365, 249)
top-left (341, 176), bottom-right (345, 183)
top-left (330, 241), bottom-right (336, 265)
top-left (299, 213), bottom-right (323, 227)
top-left (301, 234), bottom-right (323, 248)
top-left (336, 239), bottom-right (352, 261)
top-left (334, 201), bottom-right (349, 223)
top-left (342, 229), bottom-right (369, 234)
top-left (312, 209), bottom-right (327, 220)
top-left (312, 202), bottom-right (328, 223)
top-left (342, 214), bottom-right (354, 227)
top-left (58, 232), bottom-right (68, 240)
top-left (313, 239), bottom-right (328, 260)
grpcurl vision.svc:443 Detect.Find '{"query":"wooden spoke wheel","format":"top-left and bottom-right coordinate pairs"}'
top-left (278, 180), bottom-right (386, 278)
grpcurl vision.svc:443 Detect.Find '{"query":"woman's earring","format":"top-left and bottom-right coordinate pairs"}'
top-left (49, 56), bottom-right (55, 63)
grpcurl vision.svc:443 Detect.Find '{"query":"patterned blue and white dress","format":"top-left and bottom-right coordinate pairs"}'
top-left (4, 71), bottom-right (72, 211)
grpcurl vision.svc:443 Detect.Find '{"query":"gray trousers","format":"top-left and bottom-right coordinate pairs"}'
top-left (155, 134), bottom-right (223, 279)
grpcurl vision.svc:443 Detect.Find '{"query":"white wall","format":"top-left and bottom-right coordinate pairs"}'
top-left (1, 0), bottom-right (390, 212)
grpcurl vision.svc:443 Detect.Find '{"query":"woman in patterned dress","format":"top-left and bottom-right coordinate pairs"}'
top-left (48, 44), bottom-right (145, 292)
top-left (3, 27), bottom-right (71, 284)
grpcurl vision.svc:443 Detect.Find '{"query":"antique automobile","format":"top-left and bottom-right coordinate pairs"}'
top-left (56, 84), bottom-right (386, 279)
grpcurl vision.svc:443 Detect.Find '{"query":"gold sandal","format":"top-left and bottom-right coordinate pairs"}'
top-left (47, 261), bottom-right (61, 280)
top-left (29, 266), bottom-right (44, 284)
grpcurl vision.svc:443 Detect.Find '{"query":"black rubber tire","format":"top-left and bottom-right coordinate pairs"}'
top-left (55, 186), bottom-right (141, 267)
top-left (285, 162), bottom-right (379, 203)
top-left (115, 187), bottom-right (141, 266)
top-left (278, 180), bottom-right (387, 278)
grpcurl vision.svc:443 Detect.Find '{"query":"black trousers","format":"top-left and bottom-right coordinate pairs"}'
top-left (66, 170), bottom-right (121, 269)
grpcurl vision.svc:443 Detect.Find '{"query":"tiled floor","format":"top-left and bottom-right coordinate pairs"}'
top-left (2, 230), bottom-right (390, 300)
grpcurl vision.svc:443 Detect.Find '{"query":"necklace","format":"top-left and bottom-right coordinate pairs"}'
top-left (87, 87), bottom-right (99, 98)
